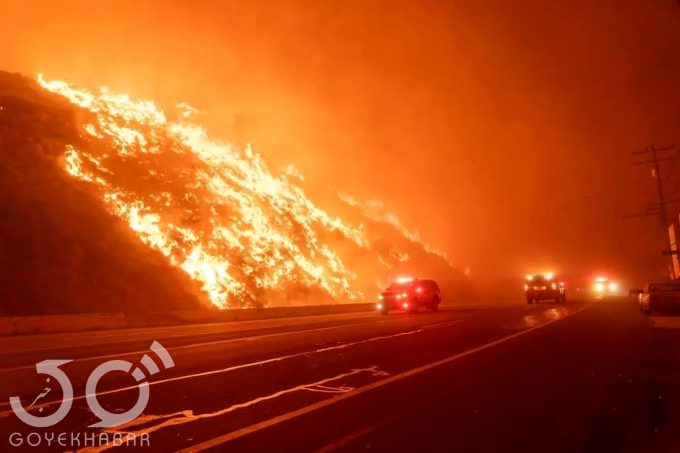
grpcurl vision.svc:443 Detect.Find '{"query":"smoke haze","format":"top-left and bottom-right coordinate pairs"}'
top-left (2, 0), bottom-right (680, 286)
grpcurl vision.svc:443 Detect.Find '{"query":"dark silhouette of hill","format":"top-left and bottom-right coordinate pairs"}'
top-left (0, 71), bottom-right (207, 315)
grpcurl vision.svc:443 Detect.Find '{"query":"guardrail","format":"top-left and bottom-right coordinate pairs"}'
top-left (0, 302), bottom-right (378, 336)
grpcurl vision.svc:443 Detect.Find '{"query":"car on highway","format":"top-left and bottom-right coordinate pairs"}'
top-left (591, 276), bottom-right (621, 298)
top-left (377, 277), bottom-right (441, 314)
top-left (638, 282), bottom-right (680, 315)
top-left (524, 274), bottom-right (566, 304)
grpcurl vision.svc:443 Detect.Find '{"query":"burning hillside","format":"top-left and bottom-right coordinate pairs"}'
top-left (0, 71), bottom-right (206, 315)
top-left (0, 71), bottom-right (464, 313)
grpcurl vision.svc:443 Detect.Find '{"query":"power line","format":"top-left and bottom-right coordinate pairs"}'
top-left (632, 156), bottom-right (674, 165)
top-left (641, 198), bottom-right (680, 208)
top-left (666, 148), bottom-right (680, 179)
top-left (622, 212), bottom-right (658, 219)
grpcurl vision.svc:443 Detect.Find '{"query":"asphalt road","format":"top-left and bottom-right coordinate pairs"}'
top-left (1, 298), bottom-right (679, 452)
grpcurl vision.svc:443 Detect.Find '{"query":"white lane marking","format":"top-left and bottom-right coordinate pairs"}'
top-left (0, 318), bottom-right (396, 373)
top-left (305, 385), bottom-right (357, 394)
top-left (72, 367), bottom-right (387, 453)
top-left (651, 316), bottom-right (680, 329)
top-left (0, 319), bottom-right (462, 414)
top-left (178, 305), bottom-right (591, 453)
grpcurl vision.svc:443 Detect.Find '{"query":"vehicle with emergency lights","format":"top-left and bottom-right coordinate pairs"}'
top-left (524, 274), bottom-right (566, 304)
top-left (377, 277), bottom-right (441, 314)
top-left (591, 276), bottom-right (620, 297)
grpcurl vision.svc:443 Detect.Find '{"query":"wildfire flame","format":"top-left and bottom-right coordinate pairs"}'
top-left (338, 194), bottom-right (452, 264)
top-left (37, 75), bottom-right (453, 308)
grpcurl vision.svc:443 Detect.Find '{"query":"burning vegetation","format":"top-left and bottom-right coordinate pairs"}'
top-left (0, 71), bottom-right (464, 313)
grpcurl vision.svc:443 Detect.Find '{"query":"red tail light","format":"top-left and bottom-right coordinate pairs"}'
top-left (416, 287), bottom-right (423, 293)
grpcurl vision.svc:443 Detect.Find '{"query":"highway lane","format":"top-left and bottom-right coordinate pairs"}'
top-left (0, 304), bottom-right (493, 368)
top-left (0, 304), bottom-right (487, 399)
top-left (1, 299), bottom-right (678, 452)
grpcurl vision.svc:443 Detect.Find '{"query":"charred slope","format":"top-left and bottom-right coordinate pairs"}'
top-left (0, 72), bottom-right (206, 315)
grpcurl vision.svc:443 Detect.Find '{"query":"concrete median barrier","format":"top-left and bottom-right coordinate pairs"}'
top-left (0, 302), bottom-right (379, 335)
top-left (0, 313), bottom-right (128, 335)
top-left (126, 303), bottom-right (377, 328)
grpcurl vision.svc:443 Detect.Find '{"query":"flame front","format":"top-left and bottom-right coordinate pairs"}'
top-left (38, 75), bottom-right (377, 308)
top-left (37, 75), bottom-right (457, 308)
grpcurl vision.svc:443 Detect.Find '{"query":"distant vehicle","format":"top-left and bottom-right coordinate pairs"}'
top-left (377, 277), bottom-right (441, 314)
top-left (591, 276), bottom-right (621, 297)
top-left (638, 282), bottom-right (680, 315)
top-left (524, 274), bottom-right (566, 304)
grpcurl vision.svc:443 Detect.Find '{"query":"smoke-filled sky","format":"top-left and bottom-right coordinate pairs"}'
top-left (2, 0), bottom-right (680, 284)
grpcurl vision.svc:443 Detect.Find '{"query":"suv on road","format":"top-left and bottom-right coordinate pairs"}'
top-left (377, 278), bottom-right (441, 314)
top-left (525, 274), bottom-right (566, 304)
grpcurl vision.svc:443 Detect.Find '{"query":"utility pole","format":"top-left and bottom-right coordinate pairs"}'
top-left (632, 144), bottom-right (676, 226)
top-left (628, 144), bottom-right (677, 278)
top-left (652, 145), bottom-right (668, 226)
